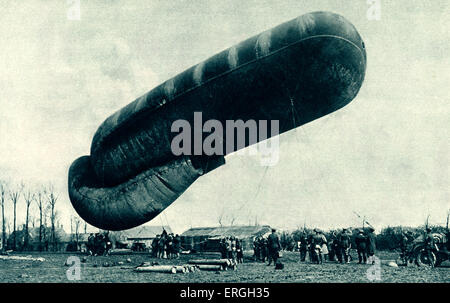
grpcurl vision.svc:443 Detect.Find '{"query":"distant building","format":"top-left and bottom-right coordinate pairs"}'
top-left (110, 225), bottom-right (173, 249)
top-left (7, 226), bottom-right (70, 251)
top-left (180, 225), bottom-right (272, 252)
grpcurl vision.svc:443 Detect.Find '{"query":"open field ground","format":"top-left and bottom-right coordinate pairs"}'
top-left (0, 251), bottom-right (448, 283)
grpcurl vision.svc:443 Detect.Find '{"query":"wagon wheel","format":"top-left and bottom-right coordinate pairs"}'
top-left (415, 249), bottom-right (436, 267)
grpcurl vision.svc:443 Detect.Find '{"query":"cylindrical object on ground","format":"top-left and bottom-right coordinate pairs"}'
top-left (134, 265), bottom-right (177, 274)
top-left (196, 264), bottom-right (223, 271)
top-left (188, 259), bottom-right (231, 266)
top-left (174, 266), bottom-right (187, 273)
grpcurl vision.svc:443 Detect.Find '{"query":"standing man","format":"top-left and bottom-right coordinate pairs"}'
top-left (158, 233), bottom-right (166, 258)
top-left (166, 233), bottom-right (174, 259)
top-left (299, 232), bottom-right (308, 262)
top-left (339, 228), bottom-right (351, 264)
top-left (399, 231), bottom-right (409, 266)
top-left (230, 236), bottom-right (237, 263)
top-left (267, 229), bottom-right (281, 266)
top-left (311, 229), bottom-right (322, 264)
top-left (320, 231), bottom-right (329, 262)
top-left (260, 237), bottom-right (268, 262)
top-left (366, 227), bottom-right (377, 265)
top-left (220, 238), bottom-right (227, 259)
top-left (226, 237), bottom-right (233, 259)
top-left (424, 227), bottom-right (436, 268)
top-left (253, 237), bottom-right (259, 261)
top-left (307, 232), bottom-right (315, 263)
top-left (355, 229), bottom-right (367, 264)
top-left (87, 233), bottom-right (95, 256)
top-left (236, 238), bottom-right (244, 264)
top-left (329, 231), bottom-right (339, 262)
top-left (151, 235), bottom-right (160, 258)
top-left (173, 234), bottom-right (181, 259)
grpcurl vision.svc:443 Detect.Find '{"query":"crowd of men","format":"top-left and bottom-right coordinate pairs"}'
top-left (253, 229), bottom-right (283, 268)
top-left (219, 236), bottom-right (244, 264)
top-left (87, 232), bottom-right (112, 256)
top-left (296, 227), bottom-right (377, 265)
top-left (150, 230), bottom-right (182, 259)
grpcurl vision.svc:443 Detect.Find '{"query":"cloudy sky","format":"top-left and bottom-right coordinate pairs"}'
top-left (0, 0), bottom-right (448, 234)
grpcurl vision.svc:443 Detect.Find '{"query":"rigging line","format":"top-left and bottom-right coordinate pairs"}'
top-left (289, 97), bottom-right (303, 144)
top-left (281, 82), bottom-right (304, 145)
top-left (163, 211), bottom-right (170, 229)
top-left (237, 164), bottom-right (270, 214)
top-left (159, 214), bottom-right (165, 229)
top-left (287, 94), bottom-right (332, 219)
top-left (246, 164), bottom-right (270, 210)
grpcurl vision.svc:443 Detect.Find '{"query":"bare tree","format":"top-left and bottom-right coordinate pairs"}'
top-left (73, 216), bottom-right (81, 250)
top-left (42, 205), bottom-right (49, 251)
top-left (9, 183), bottom-right (23, 251)
top-left (35, 188), bottom-right (47, 251)
top-left (217, 207), bottom-right (225, 227)
top-left (0, 182), bottom-right (7, 251)
top-left (70, 216), bottom-right (73, 240)
top-left (229, 214), bottom-right (237, 227)
top-left (47, 184), bottom-right (58, 251)
top-left (217, 207), bottom-right (239, 227)
top-left (23, 188), bottom-right (35, 250)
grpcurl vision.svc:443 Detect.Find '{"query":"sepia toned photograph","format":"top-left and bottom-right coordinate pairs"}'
top-left (0, 0), bottom-right (448, 287)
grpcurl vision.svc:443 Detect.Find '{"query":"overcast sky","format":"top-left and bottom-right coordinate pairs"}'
top-left (0, 0), bottom-right (448, 234)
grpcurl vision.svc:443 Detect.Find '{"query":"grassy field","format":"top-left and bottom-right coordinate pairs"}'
top-left (0, 250), bottom-right (448, 283)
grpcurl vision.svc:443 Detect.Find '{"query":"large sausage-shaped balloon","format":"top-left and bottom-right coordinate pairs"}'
top-left (68, 11), bottom-right (366, 230)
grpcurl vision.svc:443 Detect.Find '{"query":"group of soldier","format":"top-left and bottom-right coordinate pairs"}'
top-left (87, 232), bottom-right (112, 256)
top-left (297, 227), bottom-right (377, 265)
top-left (150, 231), bottom-right (182, 259)
top-left (219, 236), bottom-right (244, 264)
top-left (253, 229), bottom-right (283, 268)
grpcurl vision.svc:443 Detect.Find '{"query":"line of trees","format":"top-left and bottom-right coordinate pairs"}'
top-left (0, 181), bottom-right (64, 252)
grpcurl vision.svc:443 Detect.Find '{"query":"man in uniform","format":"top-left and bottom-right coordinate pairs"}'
top-left (236, 238), bottom-right (244, 264)
top-left (399, 231), bottom-right (409, 266)
top-left (158, 233), bottom-right (166, 258)
top-left (260, 237), bottom-right (268, 262)
top-left (166, 233), bottom-right (174, 259)
top-left (220, 238), bottom-right (227, 259)
top-left (253, 237), bottom-right (259, 261)
top-left (307, 232), bottom-right (315, 263)
top-left (329, 231), bottom-right (340, 262)
top-left (366, 227), bottom-right (376, 265)
top-left (230, 236), bottom-right (237, 263)
top-left (339, 228), bottom-right (351, 264)
top-left (87, 233), bottom-right (95, 256)
top-left (311, 229), bottom-right (326, 264)
top-left (267, 229), bottom-right (281, 266)
top-left (104, 232), bottom-right (112, 256)
top-left (299, 232), bottom-right (308, 262)
top-left (173, 234), bottom-right (181, 258)
top-left (226, 237), bottom-right (233, 259)
top-left (151, 235), bottom-right (160, 258)
top-left (320, 231), bottom-right (329, 261)
top-left (355, 229), bottom-right (367, 264)
top-left (424, 227), bottom-right (436, 268)
top-left (93, 233), bottom-right (103, 256)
